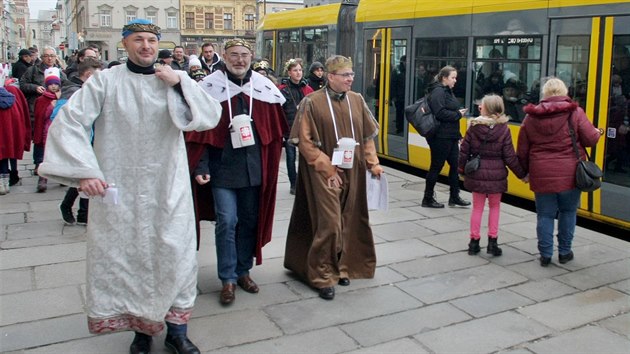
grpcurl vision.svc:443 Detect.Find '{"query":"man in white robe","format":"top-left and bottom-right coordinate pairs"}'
top-left (38, 19), bottom-right (221, 354)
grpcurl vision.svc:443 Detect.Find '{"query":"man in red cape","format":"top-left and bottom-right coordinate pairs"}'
top-left (186, 38), bottom-right (287, 305)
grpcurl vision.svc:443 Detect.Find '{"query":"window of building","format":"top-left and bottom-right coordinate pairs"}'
top-left (100, 10), bottom-right (111, 27)
top-left (205, 13), bottom-right (213, 29)
top-left (245, 13), bottom-right (255, 30)
top-left (185, 12), bottom-right (194, 29)
top-left (167, 11), bottom-right (178, 29)
top-left (145, 8), bottom-right (157, 24)
top-left (125, 10), bottom-right (137, 24)
top-left (224, 13), bottom-right (233, 30)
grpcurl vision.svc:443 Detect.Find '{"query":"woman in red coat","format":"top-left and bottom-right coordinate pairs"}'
top-left (517, 77), bottom-right (601, 267)
top-left (0, 82), bottom-right (31, 195)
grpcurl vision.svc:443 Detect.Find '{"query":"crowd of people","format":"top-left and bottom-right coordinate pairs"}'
top-left (0, 17), bottom-right (604, 354)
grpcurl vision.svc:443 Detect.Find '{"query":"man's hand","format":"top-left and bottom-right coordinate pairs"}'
top-left (155, 65), bottom-right (181, 86)
top-left (327, 168), bottom-right (343, 188)
top-left (195, 174), bottom-right (211, 185)
top-left (370, 164), bottom-right (384, 179)
top-left (36, 86), bottom-right (45, 94)
top-left (79, 178), bottom-right (108, 197)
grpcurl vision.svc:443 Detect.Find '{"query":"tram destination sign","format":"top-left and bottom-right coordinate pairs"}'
top-left (493, 37), bottom-right (536, 45)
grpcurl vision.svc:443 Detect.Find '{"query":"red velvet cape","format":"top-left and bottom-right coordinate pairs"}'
top-left (0, 86), bottom-right (31, 160)
top-left (186, 95), bottom-right (288, 264)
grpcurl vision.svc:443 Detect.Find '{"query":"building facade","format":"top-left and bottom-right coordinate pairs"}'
top-left (1, 0), bottom-right (29, 62)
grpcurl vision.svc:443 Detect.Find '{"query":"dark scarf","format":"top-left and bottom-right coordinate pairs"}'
top-left (126, 59), bottom-right (155, 75)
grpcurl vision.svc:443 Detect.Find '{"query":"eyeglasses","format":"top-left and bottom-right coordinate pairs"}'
top-left (228, 53), bottom-right (251, 60)
top-left (85, 56), bottom-right (98, 59)
top-left (41, 54), bottom-right (56, 58)
top-left (332, 72), bottom-right (355, 78)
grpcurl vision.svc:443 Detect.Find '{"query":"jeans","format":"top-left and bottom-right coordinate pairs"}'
top-left (425, 138), bottom-right (460, 198)
top-left (285, 141), bottom-right (297, 188)
top-left (33, 144), bottom-right (45, 167)
top-left (534, 189), bottom-right (581, 258)
top-left (212, 186), bottom-right (260, 284)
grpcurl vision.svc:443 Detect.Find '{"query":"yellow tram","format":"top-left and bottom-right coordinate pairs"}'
top-left (257, 0), bottom-right (630, 231)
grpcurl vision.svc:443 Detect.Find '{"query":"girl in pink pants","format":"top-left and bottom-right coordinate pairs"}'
top-left (458, 94), bottom-right (527, 256)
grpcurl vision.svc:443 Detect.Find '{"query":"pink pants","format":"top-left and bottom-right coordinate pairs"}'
top-left (470, 192), bottom-right (502, 239)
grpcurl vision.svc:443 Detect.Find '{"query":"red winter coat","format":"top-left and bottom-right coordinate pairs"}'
top-left (517, 96), bottom-right (601, 193)
top-left (458, 115), bottom-right (526, 194)
top-left (0, 85), bottom-right (31, 160)
top-left (33, 91), bottom-right (57, 145)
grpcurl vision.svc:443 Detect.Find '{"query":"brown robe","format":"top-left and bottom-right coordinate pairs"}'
top-left (284, 88), bottom-right (380, 288)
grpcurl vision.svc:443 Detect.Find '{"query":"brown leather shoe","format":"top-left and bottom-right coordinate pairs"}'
top-left (237, 275), bottom-right (259, 293)
top-left (220, 283), bottom-right (236, 305)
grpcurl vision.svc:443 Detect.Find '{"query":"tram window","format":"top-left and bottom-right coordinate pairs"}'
top-left (413, 38), bottom-right (467, 102)
top-left (302, 28), bottom-right (328, 65)
top-left (555, 36), bottom-right (590, 109)
top-left (473, 36), bottom-right (542, 121)
top-left (262, 31), bottom-right (274, 65)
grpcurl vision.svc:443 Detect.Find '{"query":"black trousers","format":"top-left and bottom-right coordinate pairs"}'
top-left (424, 137), bottom-right (460, 199)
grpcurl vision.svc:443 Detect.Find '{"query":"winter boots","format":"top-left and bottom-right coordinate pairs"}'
top-left (468, 237), bottom-right (502, 256)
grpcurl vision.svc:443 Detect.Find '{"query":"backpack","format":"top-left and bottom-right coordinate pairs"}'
top-left (404, 93), bottom-right (439, 138)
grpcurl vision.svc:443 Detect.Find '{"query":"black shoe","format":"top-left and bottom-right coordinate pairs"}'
top-left (422, 196), bottom-right (444, 208)
top-left (448, 196), bottom-right (471, 207)
top-left (559, 251), bottom-right (574, 264)
top-left (290, 186), bottom-right (296, 195)
top-left (338, 278), bottom-right (350, 286)
top-left (487, 237), bottom-right (503, 257)
top-left (164, 334), bottom-right (200, 354)
top-left (467, 239), bottom-right (480, 255)
top-left (9, 170), bottom-right (20, 186)
top-left (540, 256), bottom-right (551, 267)
top-left (59, 204), bottom-right (76, 225)
top-left (129, 332), bottom-right (152, 354)
top-left (319, 287), bottom-right (335, 300)
top-left (76, 213), bottom-right (88, 226)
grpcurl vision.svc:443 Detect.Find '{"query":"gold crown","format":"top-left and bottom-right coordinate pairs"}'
top-left (224, 39), bottom-right (252, 51)
top-left (284, 58), bottom-right (303, 72)
top-left (253, 60), bottom-right (269, 71)
top-left (325, 55), bottom-right (353, 73)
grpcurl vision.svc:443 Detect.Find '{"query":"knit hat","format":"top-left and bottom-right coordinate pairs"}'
top-left (44, 67), bottom-right (61, 86)
top-left (19, 49), bottom-right (32, 57)
top-left (158, 49), bottom-right (172, 59)
top-left (309, 61), bottom-right (324, 73)
top-left (189, 55), bottom-right (202, 69)
top-left (191, 69), bottom-right (206, 81)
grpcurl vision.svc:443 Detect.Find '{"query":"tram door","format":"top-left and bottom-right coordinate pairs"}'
top-left (362, 27), bottom-right (411, 161)
top-left (550, 16), bottom-right (630, 224)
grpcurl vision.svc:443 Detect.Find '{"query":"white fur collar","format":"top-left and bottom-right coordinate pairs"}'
top-left (199, 70), bottom-right (286, 105)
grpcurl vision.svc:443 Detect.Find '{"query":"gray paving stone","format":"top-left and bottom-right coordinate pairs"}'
top-left (34, 260), bottom-right (86, 289)
top-left (0, 286), bottom-right (84, 326)
top-left (398, 263), bottom-right (528, 304)
top-left (501, 221), bottom-right (538, 239)
top-left (371, 221), bottom-right (436, 241)
top-left (387, 200), bottom-right (419, 209)
top-left (554, 259), bottom-right (630, 290)
top-left (368, 207), bottom-right (424, 226)
top-left (390, 252), bottom-right (488, 279)
top-left (0, 213), bottom-right (25, 228)
top-left (0, 234), bottom-right (85, 249)
top-left (0, 202), bottom-right (29, 214)
top-left (192, 283), bottom-right (301, 318)
top-left (610, 279), bottom-right (630, 295)
top-left (508, 238), bottom-right (540, 256)
top-left (525, 324), bottom-right (630, 353)
top-left (209, 327), bottom-right (357, 353)
top-left (415, 215), bottom-right (470, 234)
top-left (7, 220), bottom-right (64, 240)
top-left (507, 258), bottom-right (570, 281)
top-left (0, 314), bottom-right (90, 352)
top-left (342, 338), bottom-right (429, 354)
top-left (478, 244), bottom-right (538, 266)
top-left (449, 288), bottom-right (535, 318)
top-left (0, 268), bottom-right (32, 295)
top-left (517, 287), bottom-right (630, 331)
top-left (599, 312), bottom-right (630, 339)
top-left (508, 278), bottom-right (579, 302)
top-left (556, 243), bottom-right (629, 271)
top-left (22, 331), bottom-right (132, 353)
top-left (340, 303), bottom-right (470, 347)
top-left (375, 238), bottom-right (445, 265)
top-left (265, 286), bottom-right (422, 335)
top-left (26, 210), bottom-right (66, 223)
top-left (0, 242), bottom-right (85, 270)
top-left (188, 309), bottom-right (283, 351)
top-left (414, 311), bottom-right (551, 353)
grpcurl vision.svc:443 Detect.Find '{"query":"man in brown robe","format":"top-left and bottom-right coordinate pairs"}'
top-left (284, 55), bottom-right (384, 300)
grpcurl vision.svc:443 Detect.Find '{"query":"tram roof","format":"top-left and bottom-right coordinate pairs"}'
top-left (258, 4), bottom-right (341, 30)
top-left (355, 0), bottom-right (629, 22)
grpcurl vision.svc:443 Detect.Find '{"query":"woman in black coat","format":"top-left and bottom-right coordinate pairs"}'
top-left (423, 66), bottom-right (470, 208)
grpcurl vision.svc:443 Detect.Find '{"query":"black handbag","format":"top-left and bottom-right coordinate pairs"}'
top-left (464, 131), bottom-right (489, 176)
top-left (568, 114), bottom-right (602, 192)
top-left (404, 94), bottom-right (439, 138)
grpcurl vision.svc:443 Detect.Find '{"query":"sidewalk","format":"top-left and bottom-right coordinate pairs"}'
top-left (1, 152), bottom-right (629, 353)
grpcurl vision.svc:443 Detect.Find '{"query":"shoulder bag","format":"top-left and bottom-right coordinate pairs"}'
top-left (568, 113), bottom-right (602, 192)
top-left (404, 93), bottom-right (439, 138)
top-left (464, 131), bottom-right (489, 176)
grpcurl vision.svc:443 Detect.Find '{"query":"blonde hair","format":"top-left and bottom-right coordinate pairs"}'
top-left (542, 77), bottom-right (568, 98)
top-left (481, 94), bottom-right (505, 118)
